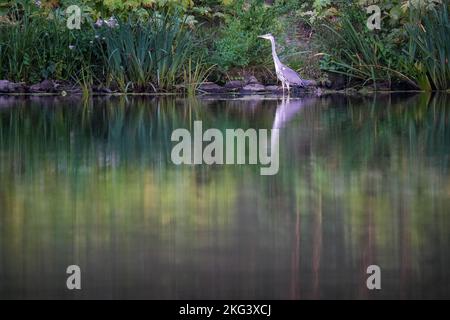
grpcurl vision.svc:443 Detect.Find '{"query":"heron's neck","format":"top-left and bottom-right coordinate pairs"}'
top-left (270, 38), bottom-right (282, 70)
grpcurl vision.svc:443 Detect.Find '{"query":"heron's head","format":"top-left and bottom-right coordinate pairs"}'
top-left (258, 33), bottom-right (274, 41)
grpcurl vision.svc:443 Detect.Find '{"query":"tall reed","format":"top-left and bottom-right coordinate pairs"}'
top-left (96, 11), bottom-right (193, 92)
top-left (182, 58), bottom-right (215, 96)
top-left (0, 2), bottom-right (94, 83)
top-left (321, 16), bottom-right (417, 89)
top-left (407, 2), bottom-right (450, 90)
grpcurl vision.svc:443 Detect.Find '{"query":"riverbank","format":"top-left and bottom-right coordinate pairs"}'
top-left (1, 77), bottom-right (429, 98)
top-left (0, 77), bottom-right (319, 96)
top-left (1, 2), bottom-right (448, 96)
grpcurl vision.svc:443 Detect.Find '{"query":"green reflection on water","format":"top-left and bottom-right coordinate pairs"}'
top-left (0, 94), bottom-right (449, 299)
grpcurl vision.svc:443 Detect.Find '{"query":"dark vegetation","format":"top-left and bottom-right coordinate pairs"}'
top-left (0, 0), bottom-right (449, 94)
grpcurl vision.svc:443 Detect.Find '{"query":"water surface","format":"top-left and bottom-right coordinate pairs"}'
top-left (0, 94), bottom-right (449, 299)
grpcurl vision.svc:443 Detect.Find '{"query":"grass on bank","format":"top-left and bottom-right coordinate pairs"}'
top-left (0, 4), bottom-right (210, 94)
top-left (318, 1), bottom-right (450, 91)
top-left (407, 3), bottom-right (450, 91)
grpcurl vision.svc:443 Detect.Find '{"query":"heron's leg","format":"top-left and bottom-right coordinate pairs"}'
top-left (286, 82), bottom-right (290, 92)
top-left (281, 81), bottom-right (285, 95)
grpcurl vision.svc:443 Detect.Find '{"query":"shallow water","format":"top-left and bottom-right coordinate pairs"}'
top-left (0, 93), bottom-right (449, 299)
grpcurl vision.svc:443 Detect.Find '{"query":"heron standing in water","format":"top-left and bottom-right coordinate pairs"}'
top-left (258, 34), bottom-right (305, 94)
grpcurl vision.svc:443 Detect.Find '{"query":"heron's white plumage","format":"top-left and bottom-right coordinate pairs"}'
top-left (259, 34), bottom-right (305, 91)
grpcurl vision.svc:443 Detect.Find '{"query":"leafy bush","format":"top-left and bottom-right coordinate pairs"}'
top-left (99, 0), bottom-right (193, 16)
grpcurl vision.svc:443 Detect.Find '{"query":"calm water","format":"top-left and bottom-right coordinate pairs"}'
top-left (0, 94), bottom-right (449, 299)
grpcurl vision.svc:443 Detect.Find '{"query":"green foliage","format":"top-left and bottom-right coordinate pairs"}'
top-left (0, 1), bottom-right (95, 83)
top-left (318, 1), bottom-right (450, 90)
top-left (0, 2), bottom-right (208, 93)
top-left (1, 0), bottom-right (449, 91)
top-left (212, 0), bottom-right (279, 71)
top-left (183, 58), bottom-right (215, 95)
top-left (100, 0), bottom-right (193, 15)
top-left (320, 8), bottom-right (417, 88)
top-left (274, 0), bottom-right (338, 25)
top-left (406, 2), bottom-right (450, 90)
top-left (96, 11), bottom-right (194, 91)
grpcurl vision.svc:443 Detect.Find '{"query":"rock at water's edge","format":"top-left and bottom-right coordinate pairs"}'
top-left (265, 85), bottom-right (282, 92)
top-left (224, 80), bottom-right (244, 91)
top-left (301, 80), bottom-right (317, 87)
top-left (29, 80), bottom-right (58, 93)
top-left (0, 80), bottom-right (26, 93)
top-left (241, 83), bottom-right (266, 93)
top-left (198, 82), bottom-right (226, 93)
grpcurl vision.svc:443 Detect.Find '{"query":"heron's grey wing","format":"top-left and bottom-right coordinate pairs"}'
top-left (280, 65), bottom-right (304, 85)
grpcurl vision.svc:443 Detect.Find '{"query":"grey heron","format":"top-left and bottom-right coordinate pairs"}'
top-left (258, 34), bottom-right (305, 94)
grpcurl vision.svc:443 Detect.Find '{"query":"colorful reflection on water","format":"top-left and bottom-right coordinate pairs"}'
top-left (0, 94), bottom-right (449, 299)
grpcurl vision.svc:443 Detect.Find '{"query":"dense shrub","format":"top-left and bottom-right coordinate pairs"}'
top-left (211, 0), bottom-right (280, 71)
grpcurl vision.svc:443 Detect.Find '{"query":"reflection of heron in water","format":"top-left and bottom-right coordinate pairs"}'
top-left (271, 96), bottom-right (315, 154)
top-left (270, 96), bottom-right (317, 298)
top-left (272, 96), bottom-right (312, 129)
